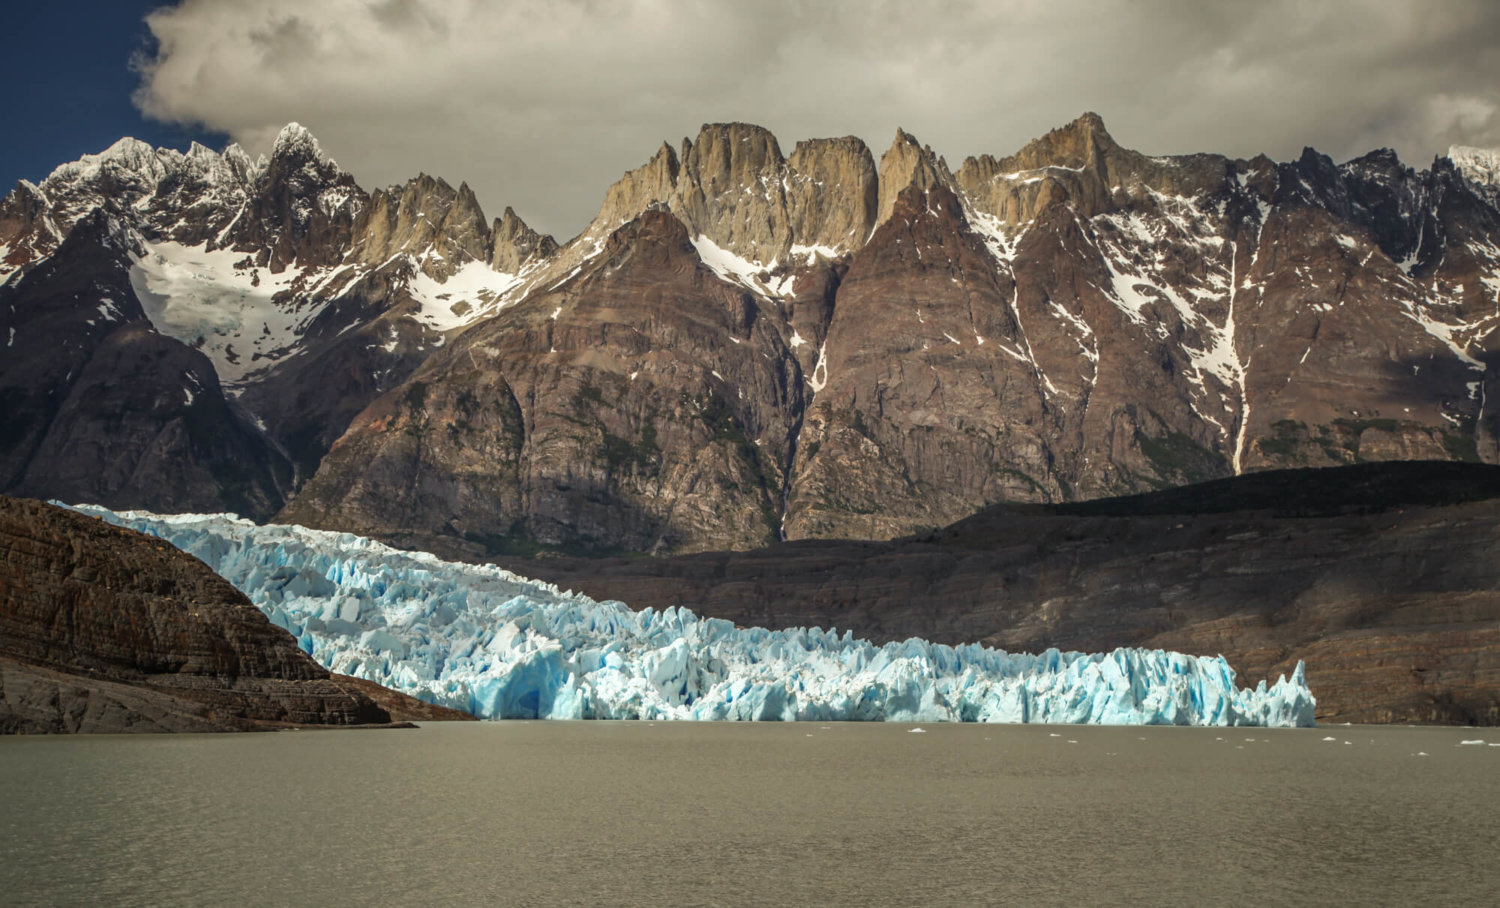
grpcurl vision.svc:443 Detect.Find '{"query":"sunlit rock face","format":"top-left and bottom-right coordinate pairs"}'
top-left (6, 118), bottom-right (1500, 556)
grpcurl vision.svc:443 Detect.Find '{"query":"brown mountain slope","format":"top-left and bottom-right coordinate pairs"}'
top-left (283, 116), bottom-right (1500, 556)
top-left (6, 116), bottom-right (1500, 557)
top-left (0, 496), bottom-right (471, 732)
top-left (280, 208), bottom-right (809, 557)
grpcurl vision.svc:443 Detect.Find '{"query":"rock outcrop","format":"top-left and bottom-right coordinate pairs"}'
top-left (0, 211), bottom-right (292, 519)
top-left (496, 462), bottom-right (1500, 726)
top-left (352, 174), bottom-right (490, 278)
top-left (0, 496), bottom-right (472, 732)
top-left (490, 206), bottom-right (559, 273)
top-left (281, 208), bottom-right (805, 557)
top-left (5, 117), bottom-right (1500, 556)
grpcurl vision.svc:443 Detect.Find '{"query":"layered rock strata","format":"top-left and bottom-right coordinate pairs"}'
top-left (5, 115), bottom-right (1500, 555)
top-left (0, 495), bottom-right (471, 732)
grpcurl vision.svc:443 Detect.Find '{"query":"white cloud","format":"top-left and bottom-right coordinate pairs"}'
top-left (135, 0), bottom-right (1500, 238)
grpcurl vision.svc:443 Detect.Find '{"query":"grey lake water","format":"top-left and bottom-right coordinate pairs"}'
top-left (1, 722), bottom-right (1497, 907)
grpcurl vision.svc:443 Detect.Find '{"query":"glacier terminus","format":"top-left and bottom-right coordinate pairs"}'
top-left (72, 506), bottom-right (1316, 727)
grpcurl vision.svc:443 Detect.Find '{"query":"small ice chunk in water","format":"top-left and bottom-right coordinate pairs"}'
top-left (909, 728), bottom-right (926, 734)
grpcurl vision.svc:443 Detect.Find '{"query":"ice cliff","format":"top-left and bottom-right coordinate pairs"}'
top-left (71, 507), bottom-right (1316, 726)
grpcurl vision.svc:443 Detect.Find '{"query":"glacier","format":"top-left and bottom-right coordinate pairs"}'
top-left (70, 506), bottom-right (1316, 726)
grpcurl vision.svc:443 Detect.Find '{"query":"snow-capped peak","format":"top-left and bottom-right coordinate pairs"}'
top-left (271, 122), bottom-right (333, 166)
top-left (1449, 145), bottom-right (1500, 187)
top-left (44, 136), bottom-right (169, 187)
top-left (13, 179), bottom-right (47, 203)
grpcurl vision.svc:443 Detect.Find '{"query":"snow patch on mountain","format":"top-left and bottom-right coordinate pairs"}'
top-left (406, 259), bottom-right (526, 331)
top-left (129, 242), bottom-right (326, 385)
top-left (1450, 145), bottom-right (1500, 188)
top-left (691, 234), bottom-right (792, 299)
top-left (69, 506), bottom-right (1319, 726)
top-left (1095, 204), bottom-right (1244, 419)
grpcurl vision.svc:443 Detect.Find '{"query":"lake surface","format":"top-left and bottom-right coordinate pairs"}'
top-left (1, 722), bottom-right (1496, 906)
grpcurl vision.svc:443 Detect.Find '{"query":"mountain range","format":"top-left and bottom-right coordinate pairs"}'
top-left (4, 114), bottom-right (1500, 557)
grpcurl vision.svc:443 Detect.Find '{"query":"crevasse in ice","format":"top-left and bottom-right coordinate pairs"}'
top-left (72, 506), bottom-right (1317, 726)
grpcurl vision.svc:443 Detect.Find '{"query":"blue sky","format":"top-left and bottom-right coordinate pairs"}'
top-left (1, 3), bottom-right (222, 189)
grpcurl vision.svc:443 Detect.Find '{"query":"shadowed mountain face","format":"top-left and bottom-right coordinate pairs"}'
top-left (4, 116), bottom-right (1500, 554)
top-left (0, 495), bottom-right (471, 732)
top-left (492, 463), bottom-right (1500, 726)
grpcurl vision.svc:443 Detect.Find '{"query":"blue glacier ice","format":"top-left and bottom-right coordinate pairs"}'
top-left (70, 506), bottom-right (1316, 726)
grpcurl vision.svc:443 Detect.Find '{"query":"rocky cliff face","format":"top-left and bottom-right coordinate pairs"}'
top-left (0, 496), bottom-right (469, 732)
top-left (0, 123), bottom-right (559, 502)
top-left (5, 115), bottom-right (1500, 555)
top-left (0, 210), bottom-right (292, 518)
top-left (496, 462), bottom-right (1500, 726)
top-left (280, 209), bottom-right (805, 556)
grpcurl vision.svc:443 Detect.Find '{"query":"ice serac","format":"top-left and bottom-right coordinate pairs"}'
top-left (73, 506), bottom-right (1316, 727)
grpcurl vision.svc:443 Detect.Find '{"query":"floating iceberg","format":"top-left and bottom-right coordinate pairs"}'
top-left (71, 507), bottom-right (1316, 726)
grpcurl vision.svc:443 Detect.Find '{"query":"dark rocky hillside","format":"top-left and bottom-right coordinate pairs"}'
top-left (0, 495), bottom-right (471, 732)
top-left (496, 462), bottom-right (1500, 725)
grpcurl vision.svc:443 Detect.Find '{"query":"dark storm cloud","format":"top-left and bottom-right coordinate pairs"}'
top-left (134, 0), bottom-right (1500, 238)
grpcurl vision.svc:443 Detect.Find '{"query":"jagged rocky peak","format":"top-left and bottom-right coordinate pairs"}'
top-left (1450, 145), bottom-right (1500, 188)
top-left (235, 122), bottom-right (365, 271)
top-left (175, 139), bottom-right (261, 188)
top-left (596, 141), bottom-right (681, 229)
top-left (259, 122), bottom-right (356, 202)
top-left (785, 135), bottom-right (878, 254)
top-left (674, 122), bottom-right (795, 263)
top-left (491, 205), bottom-right (558, 273)
top-left (876, 128), bottom-right (955, 225)
top-left (1006, 110), bottom-right (1117, 172)
top-left (1336, 148), bottom-right (1427, 263)
top-left (0, 180), bottom-right (60, 274)
top-left (956, 112), bottom-right (1231, 224)
top-left (37, 137), bottom-right (180, 226)
top-left (270, 122), bottom-right (332, 165)
top-left (353, 173), bottom-right (491, 277)
top-left (44, 136), bottom-right (170, 187)
top-left (591, 123), bottom-right (878, 268)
